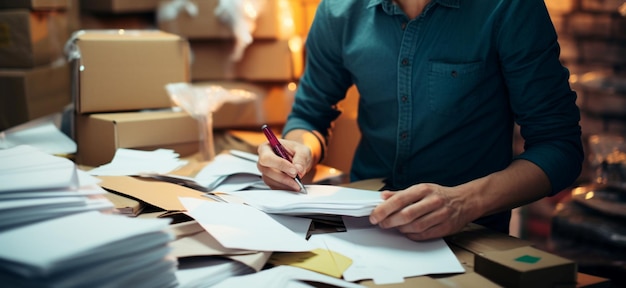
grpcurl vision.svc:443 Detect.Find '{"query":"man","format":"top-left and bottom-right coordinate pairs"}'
top-left (256, 0), bottom-right (583, 241)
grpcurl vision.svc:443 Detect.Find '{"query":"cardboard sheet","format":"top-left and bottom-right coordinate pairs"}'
top-left (97, 175), bottom-right (207, 211)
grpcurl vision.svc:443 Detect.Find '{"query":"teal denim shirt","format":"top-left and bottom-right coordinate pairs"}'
top-left (283, 0), bottom-right (583, 231)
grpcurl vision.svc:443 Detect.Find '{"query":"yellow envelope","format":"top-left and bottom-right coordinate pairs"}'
top-left (268, 248), bottom-right (352, 278)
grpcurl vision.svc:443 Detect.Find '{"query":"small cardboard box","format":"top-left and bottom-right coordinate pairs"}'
top-left (0, 0), bottom-right (70, 10)
top-left (79, 0), bottom-right (161, 13)
top-left (474, 246), bottom-right (577, 288)
top-left (75, 110), bottom-right (198, 166)
top-left (157, 0), bottom-right (301, 40)
top-left (190, 37), bottom-right (303, 81)
top-left (69, 30), bottom-right (190, 114)
top-left (0, 61), bottom-right (71, 131)
top-left (0, 9), bottom-right (68, 68)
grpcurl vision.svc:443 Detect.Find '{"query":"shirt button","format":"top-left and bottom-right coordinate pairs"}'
top-left (400, 132), bottom-right (408, 139)
top-left (401, 95), bottom-right (408, 102)
top-left (451, 70), bottom-right (458, 77)
top-left (401, 22), bottom-right (407, 30)
top-left (401, 58), bottom-right (409, 66)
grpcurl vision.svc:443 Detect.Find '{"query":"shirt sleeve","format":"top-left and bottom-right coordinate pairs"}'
top-left (282, 0), bottom-right (354, 144)
top-left (496, 0), bottom-right (584, 194)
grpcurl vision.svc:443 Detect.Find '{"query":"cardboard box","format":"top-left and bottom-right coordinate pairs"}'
top-left (79, 0), bottom-right (161, 13)
top-left (474, 246), bottom-right (577, 288)
top-left (157, 0), bottom-right (301, 40)
top-left (75, 110), bottom-right (199, 166)
top-left (0, 0), bottom-right (70, 10)
top-left (0, 9), bottom-right (68, 68)
top-left (194, 81), bottom-right (295, 129)
top-left (79, 13), bottom-right (156, 30)
top-left (190, 37), bottom-right (303, 81)
top-left (0, 61), bottom-right (71, 131)
top-left (299, 0), bottom-right (319, 37)
top-left (70, 30), bottom-right (190, 114)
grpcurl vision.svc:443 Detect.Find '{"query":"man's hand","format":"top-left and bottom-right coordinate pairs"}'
top-left (369, 183), bottom-right (476, 241)
top-left (257, 139), bottom-right (312, 191)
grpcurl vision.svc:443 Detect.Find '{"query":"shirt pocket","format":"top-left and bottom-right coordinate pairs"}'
top-left (428, 61), bottom-right (486, 116)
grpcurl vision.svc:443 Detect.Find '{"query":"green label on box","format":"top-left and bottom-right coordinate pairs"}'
top-left (515, 255), bottom-right (541, 264)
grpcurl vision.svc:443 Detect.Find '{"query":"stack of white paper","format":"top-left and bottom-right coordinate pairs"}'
top-left (0, 211), bottom-right (178, 288)
top-left (213, 266), bottom-right (365, 288)
top-left (225, 185), bottom-right (384, 217)
top-left (193, 152), bottom-right (267, 192)
top-left (0, 145), bottom-right (113, 231)
top-left (176, 257), bottom-right (254, 288)
top-left (307, 217), bottom-right (465, 285)
top-left (87, 148), bottom-right (188, 176)
top-left (0, 116), bottom-right (76, 155)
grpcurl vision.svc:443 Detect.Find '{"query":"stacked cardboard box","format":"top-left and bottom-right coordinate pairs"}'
top-left (157, 0), bottom-right (305, 81)
top-left (0, 0), bottom-right (74, 131)
top-left (70, 1), bottom-right (323, 167)
top-left (70, 30), bottom-right (196, 166)
top-left (78, 0), bottom-right (158, 31)
top-left (155, 0), bottom-right (319, 134)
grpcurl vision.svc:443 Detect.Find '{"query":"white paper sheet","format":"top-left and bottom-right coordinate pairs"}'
top-left (226, 185), bottom-right (383, 217)
top-left (87, 148), bottom-right (187, 176)
top-left (0, 116), bottom-right (76, 155)
top-left (195, 152), bottom-right (261, 178)
top-left (0, 145), bottom-right (78, 192)
top-left (193, 152), bottom-right (263, 191)
top-left (179, 197), bottom-right (313, 252)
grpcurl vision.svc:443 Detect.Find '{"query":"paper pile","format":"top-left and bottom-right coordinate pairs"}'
top-left (87, 148), bottom-right (188, 176)
top-left (193, 151), bottom-right (266, 192)
top-left (226, 185), bottom-right (384, 217)
top-left (0, 145), bottom-right (113, 231)
top-left (0, 211), bottom-right (178, 287)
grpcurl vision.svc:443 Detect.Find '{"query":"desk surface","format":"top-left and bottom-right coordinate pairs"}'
top-left (96, 130), bottom-right (609, 287)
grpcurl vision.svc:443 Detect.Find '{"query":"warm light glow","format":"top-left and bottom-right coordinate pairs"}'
top-left (79, 65), bottom-right (85, 72)
top-left (118, 29), bottom-right (125, 35)
top-left (287, 82), bottom-right (297, 91)
top-left (288, 36), bottom-right (303, 52)
top-left (585, 191), bottom-right (595, 200)
top-left (571, 186), bottom-right (586, 196)
top-left (329, 168), bottom-right (337, 174)
top-left (243, 2), bottom-right (259, 19)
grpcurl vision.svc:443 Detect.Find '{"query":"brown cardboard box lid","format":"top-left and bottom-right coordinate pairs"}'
top-left (75, 30), bottom-right (182, 41)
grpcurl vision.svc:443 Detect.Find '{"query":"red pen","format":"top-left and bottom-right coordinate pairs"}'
top-left (261, 124), bottom-right (307, 193)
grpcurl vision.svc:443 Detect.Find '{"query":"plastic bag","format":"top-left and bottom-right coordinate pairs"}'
top-left (165, 83), bottom-right (257, 161)
top-left (215, 0), bottom-right (266, 61)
